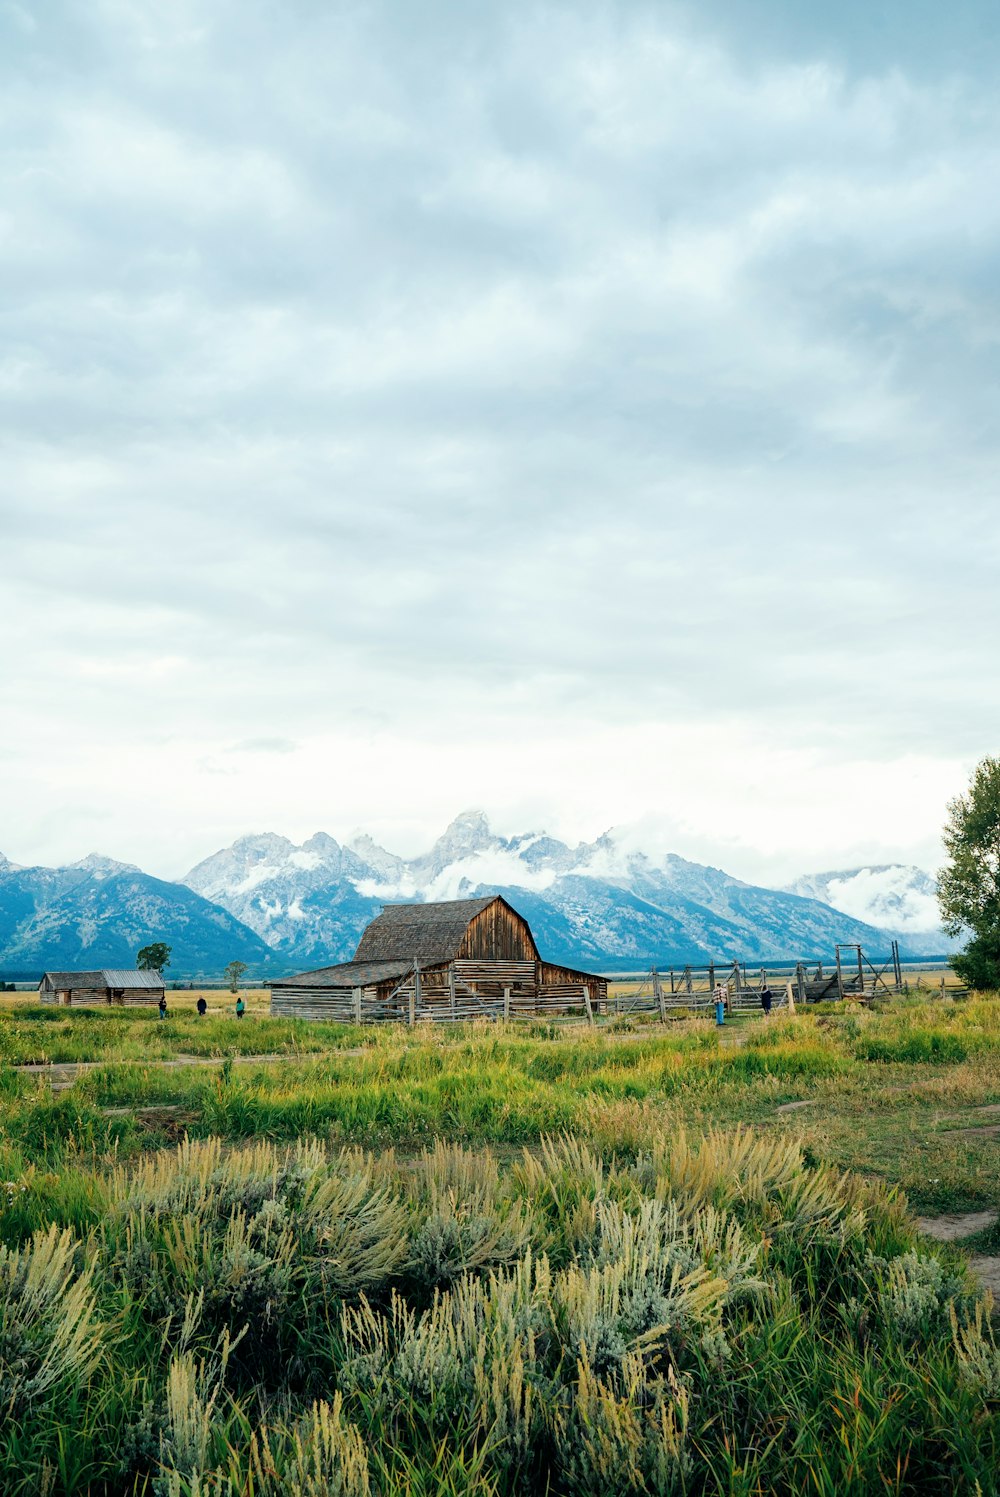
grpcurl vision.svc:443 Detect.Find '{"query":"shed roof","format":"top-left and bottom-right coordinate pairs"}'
top-left (271, 958), bottom-right (448, 990)
top-left (40, 970), bottom-right (106, 990)
top-left (38, 969), bottom-right (164, 990)
top-left (354, 897), bottom-right (498, 964)
top-left (102, 970), bottom-right (165, 989)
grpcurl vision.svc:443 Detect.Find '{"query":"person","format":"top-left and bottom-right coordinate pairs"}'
top-left (760, 984), bottom-right (773, 1016)
top-left (196, 996), bottom-right (207, 1017)
top-left (235, 994), bottom-right (246, 1019)
top-left (158, 994), bottom-right (167, 1021)
top-left (714, 982), bottom-right (727, 1027)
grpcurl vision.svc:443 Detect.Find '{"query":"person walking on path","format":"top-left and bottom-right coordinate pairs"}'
top-left (196, 996), bottom-right (207, 1017)
top-left (235, 995), bottom-right (246, 1020)
top-left (760, 984), bottom-right (773, 1016)
top-left (158, 994), bottom-right (168, 1022)
top-left (714, 982), bottom-right (727, 1027)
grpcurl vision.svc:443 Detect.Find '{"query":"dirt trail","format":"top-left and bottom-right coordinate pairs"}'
top-left (969, 1256), bottom-right (1000, 1298)
top-left (915, 1212), bottom-right (1000, 1300)
top-left (916, 1211), bottom-right (997, 1242)
top-left (10, 1051), bottom-right (367, 1089)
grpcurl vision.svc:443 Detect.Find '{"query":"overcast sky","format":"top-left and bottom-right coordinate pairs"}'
top-left (2, 0), bottom-right (998, 883)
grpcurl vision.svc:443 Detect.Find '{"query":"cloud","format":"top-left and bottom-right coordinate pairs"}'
top-left (227, 738), bottom-right (299, 755)
top-left (1, 0), bottom-right (997, 877)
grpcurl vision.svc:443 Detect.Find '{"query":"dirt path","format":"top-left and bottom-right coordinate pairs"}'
top-left (916, 1212), bottom-right (1000, 1300)
top-left (11, 1051), bottom-right (361, 1090)
top-left (916, 1211), bottom-right (998, 1242)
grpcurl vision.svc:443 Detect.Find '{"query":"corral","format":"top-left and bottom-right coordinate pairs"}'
top-left (270, 895), bottom-right (608, 1022)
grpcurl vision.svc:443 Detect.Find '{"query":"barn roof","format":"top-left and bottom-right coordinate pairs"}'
top-left (271, 958), bottom-right (448, 990)
top-left (354, 897), bottom-right (498, 964)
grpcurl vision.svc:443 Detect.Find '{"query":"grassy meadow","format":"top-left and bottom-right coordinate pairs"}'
top-left (1, 992), bottom-right (999, 1493)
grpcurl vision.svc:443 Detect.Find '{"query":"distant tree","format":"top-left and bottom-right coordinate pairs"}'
top-left (938, 756), bottom-right (1000, 990)
top-left (137, 942), bottom-right (171, 973)
top-left (224, 959), bottom-right (248, 994)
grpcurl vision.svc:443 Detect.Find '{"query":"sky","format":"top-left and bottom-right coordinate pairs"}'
top-left (2, 0), bottom-right (999, 885)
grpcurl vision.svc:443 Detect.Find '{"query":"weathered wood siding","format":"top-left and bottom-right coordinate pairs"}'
top-left (538, 962), bottom-right (608, 1015)
top-left (111, 989), bottom-right (161, 1006)
top-left (38, 984), bottom-right (101, 1006)
top-left (458, 902), bottom-right (539, 962)
top-left (270, 984), bottom-right (380, 1022)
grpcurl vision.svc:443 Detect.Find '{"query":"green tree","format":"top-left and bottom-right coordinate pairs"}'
top-left (938, 756), bottom-right (1000, 990)
top-left (224, 959), bottom-right (248, 994)
top-left (137, 942), bottom-right (171, 973)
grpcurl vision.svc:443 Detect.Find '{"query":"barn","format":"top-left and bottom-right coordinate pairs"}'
top-left (270, 896), bottom-right (608, 1023)
top-left (38, 969), bottom-right (165, 1006)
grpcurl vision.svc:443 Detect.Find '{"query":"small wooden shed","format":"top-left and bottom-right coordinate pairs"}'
top-left (270, 895), bottom-right (607, 1023)
top-left (38, 969), bottom-right (165, 1006)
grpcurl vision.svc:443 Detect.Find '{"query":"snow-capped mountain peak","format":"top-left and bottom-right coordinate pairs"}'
top-left (67, 853), bottom-right (139, 877)
top-left (345, 833), bottom-right (406, 884)
top-left (416, 810), bottom-right (502, 877)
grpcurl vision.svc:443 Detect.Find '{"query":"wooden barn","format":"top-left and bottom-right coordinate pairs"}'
top-left (270, 896), bottom-right (608, 1023)
top-left (38, 969), bottom-right (165, 1006)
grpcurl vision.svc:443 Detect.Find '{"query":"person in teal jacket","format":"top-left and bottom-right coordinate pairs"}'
top-left (235, 995), bottom-right (246, 1019)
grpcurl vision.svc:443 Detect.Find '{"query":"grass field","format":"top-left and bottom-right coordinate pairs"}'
top-left (1, 993), bottom-right (999, 1493)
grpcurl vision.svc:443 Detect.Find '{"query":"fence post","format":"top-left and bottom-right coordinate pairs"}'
top-left (653, 966), bottom-right (667, 1023)
top-left (583, 985), bottom-right (594, 1026)
top-left (708, 960), bottom-right (715, 995)
top-left (796, 963), bottom-right (806, 1007)
top-left (684, 965), bottom-right (693, 996)
top-left (352, 986), bottom-right (362, 1025)
top-left (409, 959), bottom-right (419, 1026)
top-left (786, 980), bottom-right (796, 1015)
top-left (503, 986), bottom-right (511, 1021)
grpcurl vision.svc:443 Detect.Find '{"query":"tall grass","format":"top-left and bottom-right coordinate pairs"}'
top-left (0, 1126), bottom-right (996, 1493)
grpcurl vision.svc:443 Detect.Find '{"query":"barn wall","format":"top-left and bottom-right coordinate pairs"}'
top-left (539, 963), bottom-right (608, 1015)
top-left (271, 985), bottom-right (361, 1021)
top-left (41, 986), bottom-right (108, 1005)
top-left (458, 901), bottom-right (538, 962)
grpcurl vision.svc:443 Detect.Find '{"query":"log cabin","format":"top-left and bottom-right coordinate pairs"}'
top-left (38, 969), bottom-right (166, 1006)
top-left (270, 895), bottom-right (607, 1022)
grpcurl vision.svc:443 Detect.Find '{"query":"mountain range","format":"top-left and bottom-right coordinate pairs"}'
top-left (0, 852), bottom-right (276, 978)
top-left (0, 813), bottom-right (953, 978)
top-left (183, 811), bottom-right (954, 969)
